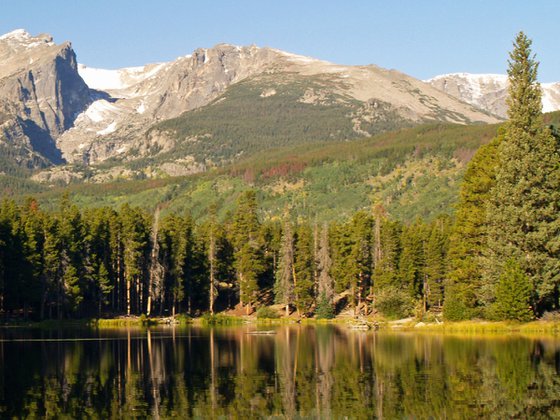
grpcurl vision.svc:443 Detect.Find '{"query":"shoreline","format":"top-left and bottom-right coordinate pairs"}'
top-left (2, 315), bottom-right (560, 336)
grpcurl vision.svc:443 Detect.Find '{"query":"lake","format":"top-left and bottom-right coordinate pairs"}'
top-left (0, 325), bottom-right (559, 418)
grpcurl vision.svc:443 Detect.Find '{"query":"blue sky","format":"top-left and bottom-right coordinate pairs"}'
top-left (2, 1), bottom-right (558, 82)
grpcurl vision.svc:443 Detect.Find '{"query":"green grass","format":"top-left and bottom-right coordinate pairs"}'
top-left (94, 315), bottom-right (163, 327)
top-left (199, 314), bottom-right (246, 325)
top-left (403, 320), bottom-right (560, 336)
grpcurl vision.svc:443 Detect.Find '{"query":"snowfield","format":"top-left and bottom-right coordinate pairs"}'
top-left (78, 63), bottom-right (167, 92)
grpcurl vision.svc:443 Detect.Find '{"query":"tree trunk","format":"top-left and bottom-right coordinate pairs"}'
top-left (57, 275), bottom-right (62, 320)
top-left (423, 274), bottom-right (428, 314)
top-left (357, 273), bottom-right (363, 317)
top-left (116, 249), bottom-right (121, 312)
top-left (146, 296), bottom-right (152, 317)
top-left (209, 232), bottom-right (216, 315)
top-left (292, 265), bottom-right (300, 317)
top-left (239, 272), bottom-right (244, 308)
top-left (126, 271), bottom-right (131, 316)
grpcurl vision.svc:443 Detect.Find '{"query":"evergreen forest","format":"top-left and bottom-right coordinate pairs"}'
top-left (0, 33), bottom-right (559, 323)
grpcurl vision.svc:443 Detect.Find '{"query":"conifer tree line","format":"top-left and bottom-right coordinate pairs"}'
top-left (0, 32), bottom-right (558, 322)
top-left (0, 193), bottom-right (454, 320)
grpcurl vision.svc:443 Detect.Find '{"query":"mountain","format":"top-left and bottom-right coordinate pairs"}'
top-left (0, 29), bottom-right (501, 183)
top-left (0, 29), bottom-right (90, 174)
top-left (25, 121), bottom-right (502, 221)
top-left (6, 111), bottom-right (560, 223)
top-left (427, 73), bottom-right (560, 118)
top-left (65, 45), bottom-right (498, 170)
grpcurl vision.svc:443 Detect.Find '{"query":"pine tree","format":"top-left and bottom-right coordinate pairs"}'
top-left (146, 207), bottom-right (164, 316)
top-left (330, 221), bottom-right (353, 300)
top-left (423, 217), bottom-right (449, 310)
top-left (160, 214), bottom-right (190, 316)
top-left (349, 211), bottom-right (373, 315)
top-left (484, 32), bottom-right (560, 315)
top-left (293, 223), bottom-right (314, 315)
top-left (493, 259), bottom-right (533, 321)
top-left (120, 204), bottom-right (150, 315)
top-left (231, 191), bottom-right (265, 314)
top-left (57, 198), bottom-right (86, 317)
top-left (398, 221), bottom-right (425, 301)
top-left (0, 205), bottom-right (13, 316)
top-left (41, 215), bottom-right (61, 319)
top-left (275, 217), bottom-right (295, 316)
top-left (315, 292), bottom-right (335, 319)
top-left (85, 207), bottom-right (116, 316)
top-left (444, 135), bottom-right (501, 320)
top-left (315, 223), bottom-right (333, 312)
top-left (205, 207), bottom-right (221, 315)
top-left (19, 199), bottom-right (45, 316)
top-left (372, 219), bottom-right (401, 292)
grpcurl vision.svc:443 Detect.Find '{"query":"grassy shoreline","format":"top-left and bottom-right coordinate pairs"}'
top-left (402, 320), bottom-right (560, 335)
top-left (3, 315), bottom-right (560, 336)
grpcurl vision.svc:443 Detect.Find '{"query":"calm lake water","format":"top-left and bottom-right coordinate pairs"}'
top-left (0, 325), bottom-right (559, 419)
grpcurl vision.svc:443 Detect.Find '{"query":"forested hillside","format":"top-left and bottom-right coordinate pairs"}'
top-left (147, 73), bottom-right (414, 166)
top-left (4, 120), bottom-right (509, 223)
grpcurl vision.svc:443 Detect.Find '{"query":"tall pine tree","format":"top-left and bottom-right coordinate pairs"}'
top-left (275, 216), bottom-right (295, 316)
top-left (444, 135), bottom-right (501, 320)
top-left (231, 191), bottom-right (265, 314)
top-left (484, 32), bottom-right (560, 315)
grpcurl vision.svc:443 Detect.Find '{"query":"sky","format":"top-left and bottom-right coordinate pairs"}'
top-left (1, 0), bottom-right (559, 82)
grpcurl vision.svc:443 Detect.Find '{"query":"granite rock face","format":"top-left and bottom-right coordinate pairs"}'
top-left (0, 30), bottom-right (91, 166)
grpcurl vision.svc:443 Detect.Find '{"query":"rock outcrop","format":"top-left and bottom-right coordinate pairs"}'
top-left (0, 29), bottom-right (91, 166)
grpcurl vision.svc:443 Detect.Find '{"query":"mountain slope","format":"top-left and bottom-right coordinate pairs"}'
top-left (427, 73), bottom-right (560, 118)
top-left (0, 29), bottom-right (500, 182)
top-left (9, 110), bottom-right (559, 222)
top-left (54, 44), bottom-right (499, 181)
top-left (24, 120), bottom-right (504, 221)
top-left (0, 30), bottom-right (91, 173)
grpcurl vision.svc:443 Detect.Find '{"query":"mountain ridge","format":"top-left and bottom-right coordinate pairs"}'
top-left (0, 29), bottom-right (508, 183)
top-left (426, 72), bottom-right (560, 118)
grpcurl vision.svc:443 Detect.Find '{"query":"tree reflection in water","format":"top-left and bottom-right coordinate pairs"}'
top-left (0, 326), bottom-right (559, 418)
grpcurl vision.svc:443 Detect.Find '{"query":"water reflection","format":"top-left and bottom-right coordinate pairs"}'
top-left (0, 326), bottom-right (560, 418)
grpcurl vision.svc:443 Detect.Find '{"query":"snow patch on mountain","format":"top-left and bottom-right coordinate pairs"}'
top-left (78, 63), bottom-right (167, 92)
top-left (79, 100), bottom-right (120, 123)
top-left (542, 82), bottom-right (560, 113)
top-left (426, 73), bottom-right (507, 105)
top-left (0, 29), bottom-right (31, 40)
top-left (97, 122), bottom-right (117, 136)
top-left (427, 73), bottom-right (560, 117)
top-left (0, 29), bottom-right (55, 50)
top-left (274, 49), bottom-right (323, 65)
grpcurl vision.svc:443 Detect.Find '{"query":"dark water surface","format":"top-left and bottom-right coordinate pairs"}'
top-left (1, 325), bottom-right (560, 418)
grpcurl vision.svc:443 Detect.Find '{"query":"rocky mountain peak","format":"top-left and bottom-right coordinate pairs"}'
top-left (0, 30), bottom-right (505, 182)
top-left (0, 29), bottom-right (90, 167)
top-left (0, 28), bottom-right (53, 45)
